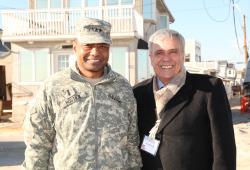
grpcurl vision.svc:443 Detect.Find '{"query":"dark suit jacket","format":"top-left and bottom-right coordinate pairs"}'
top-left (133, 72), bottom-right (236, 170)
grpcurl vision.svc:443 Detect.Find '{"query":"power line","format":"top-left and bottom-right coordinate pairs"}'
top-left (203, 0), bottom-right (231, 22)
top-left (231, 0), bottom-right (243, 54)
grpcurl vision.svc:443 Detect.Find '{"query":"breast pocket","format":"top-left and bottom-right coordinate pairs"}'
top-left (55, 92), bottom-right (91, 136)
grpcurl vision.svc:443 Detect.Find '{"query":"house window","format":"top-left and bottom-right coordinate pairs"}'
top-left (84, 0), bottom-right (101, 18)
top-left (159, 15), bottom-right (168, 29)
top-left (185, 54), bottom-right (190, 62)
top-left (121, 0), bottom-right (133, 5)
top-left (137, 49), bottom-right (152, 82)
top-left (58, 55), bottom-right (70, 71)
top-left (20, 51), bottom-right (33, 82)
top-left (107, 0), bottom-right (118, 5)
top-left (195, 55), bottom-right (201, 62)
top-left (36, 0), bottom-right (62, 9)
top-left (19, 50), bottom-right (49, 82)
top-left (51, 0), bottom-right (62, 8)
top-left (53, 53), bottom-right (75, 73)
top-left (143, 0), bottom-right (153, 19)
top-left (86, 0), bottom-right (99, 7)
top-left (106, 0), bottom-right (133, 5)
top-left (109, 47), bottom-right (129, 80)
top-left (69, 0), bottom-right (82, 8)
top-left (36, 0), bottom-right (47, 9)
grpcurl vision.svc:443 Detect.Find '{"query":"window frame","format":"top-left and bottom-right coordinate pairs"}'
top-left (68, 0), bottom-right (83, 8)
top-left (52, 51), bottom-right (74, 73)
top-left (106, 0), bottom-right (133, 6)
top-left (18, 49), bottom-right (50, 85)
top-left (137, 49), bottom-right (154, 82)
top-left (143, 0), bottom-right (155, 20)
top-left (158, 15), bottom-right (169, 29)
top-left (35, 0), bottom-right (63, 9)
top-left (109, 47), bottom-right (129, 80)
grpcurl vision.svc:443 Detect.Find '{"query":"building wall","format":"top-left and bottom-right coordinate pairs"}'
top-left (135, 0), bottom-right (143, 14)
top-left (111, 38), bottom-right (138, 85)
top-left (185, 40), bottom-right (201, 62)
top-left (10, 37), bottom-right (140, 121)
top-left (30, 0), bottom-right (143, 9)
top-left (8, 0), bottom-right (173, 122)
top-left (218, 65), bottom-right (227, 78)
top-left (11, 42), bottom-right (70, 121)
top-left (227, 68), bottom-right (236, 79)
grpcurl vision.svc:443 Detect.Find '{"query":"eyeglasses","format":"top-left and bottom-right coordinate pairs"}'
top-left (80, 43), bottom-right (110, 51)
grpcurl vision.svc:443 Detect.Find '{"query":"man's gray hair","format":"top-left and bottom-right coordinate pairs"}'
top-left (148, 29), bottom-right (185, 53)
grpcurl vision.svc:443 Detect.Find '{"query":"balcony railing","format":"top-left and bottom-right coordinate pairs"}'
top-left (0, 6), bottom-right (143, 42)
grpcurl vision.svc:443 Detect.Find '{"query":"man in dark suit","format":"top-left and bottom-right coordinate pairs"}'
top-left (133, 29), bottom-right (236, 170)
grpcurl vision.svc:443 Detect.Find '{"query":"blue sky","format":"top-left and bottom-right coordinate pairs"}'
top-left (0, 0), bottom-right (249, 63)
top-left (0, 0), bottom-right (28, 9)
top-left (166, 0), bottom-right (250, 63)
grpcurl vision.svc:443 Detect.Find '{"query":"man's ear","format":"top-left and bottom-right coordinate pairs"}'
top-left (72, 40), bottom-right (77, 53)
top-left (149, 53), bottom-right (153, 60)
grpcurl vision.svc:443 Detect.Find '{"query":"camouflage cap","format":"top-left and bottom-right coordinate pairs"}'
top-left (75, 17), bottom-right (112, 44)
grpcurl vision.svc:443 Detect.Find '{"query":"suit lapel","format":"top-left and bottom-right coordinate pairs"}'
top-left (157, 73), bottom-right (194, 133)
top-left (146, 78), bottom-right (156, 109)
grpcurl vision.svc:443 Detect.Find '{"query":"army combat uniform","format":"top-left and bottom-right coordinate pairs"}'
top-left (22, 65), bottom-right (142, 170)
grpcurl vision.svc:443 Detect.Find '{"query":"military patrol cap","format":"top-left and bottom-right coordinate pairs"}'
top-left (75, 17), bottom-right (112, 44)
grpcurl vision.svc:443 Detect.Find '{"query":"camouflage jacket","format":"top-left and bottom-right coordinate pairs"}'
top-left (22, 66), bottom-right (142, 170)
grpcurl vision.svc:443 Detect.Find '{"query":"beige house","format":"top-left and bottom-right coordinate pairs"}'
top-left (0, 0), bottom-right (174, 121)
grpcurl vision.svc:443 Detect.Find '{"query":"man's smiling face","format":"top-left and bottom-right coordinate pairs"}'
top-left (73, 40), bottom-right (110, 78)
top-left (149, 37), bottom-right (184, 84)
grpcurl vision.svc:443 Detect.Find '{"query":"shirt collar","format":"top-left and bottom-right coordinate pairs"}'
top-left (154, 65), bottom-right (187, 93)
top-left (71, 62), bottom-right (109, 84)
top-left (157, 78), bottom-right (165, 90)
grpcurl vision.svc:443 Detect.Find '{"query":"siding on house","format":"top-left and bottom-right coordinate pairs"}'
top-left (0, 0), bottom-right (174, 122)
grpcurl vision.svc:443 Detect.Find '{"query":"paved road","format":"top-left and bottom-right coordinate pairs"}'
top-left (0, 148), bottom-right (24, 170)
top-left (0, 127), bottom-right (24, 169)
top-left (0, 96), bottom-right (249, 170)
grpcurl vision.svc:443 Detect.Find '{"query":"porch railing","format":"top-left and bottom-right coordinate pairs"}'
top-left (0, 5), bottom-right (143, 40)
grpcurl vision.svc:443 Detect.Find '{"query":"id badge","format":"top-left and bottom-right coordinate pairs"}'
top-left (141, 135), bottom-right (160, 156)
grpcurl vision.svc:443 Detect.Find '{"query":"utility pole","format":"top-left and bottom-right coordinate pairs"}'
top-left (243, 15), bottom-right (249, 64)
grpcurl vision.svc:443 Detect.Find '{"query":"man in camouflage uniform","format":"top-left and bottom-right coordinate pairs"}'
top-left (22, 17), bottom-right (142, 170)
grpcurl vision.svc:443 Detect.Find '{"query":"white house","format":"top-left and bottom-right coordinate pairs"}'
top-left (185, 60), bottom-right (240, 99)
top-left (0, 0), bottom-right (174, 121)
top-left (185, 39), bottom-right (201, 62)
